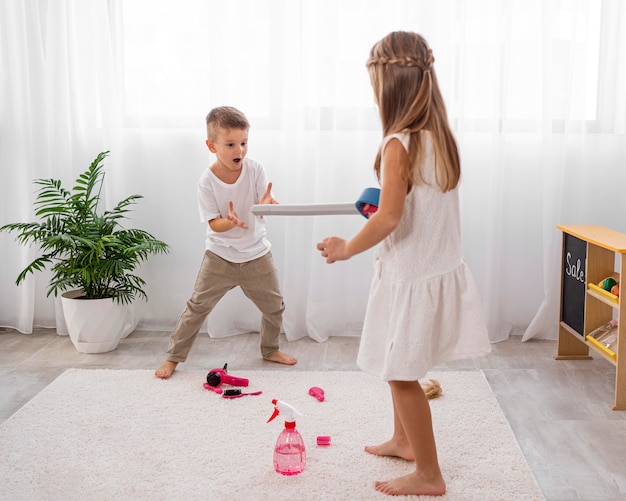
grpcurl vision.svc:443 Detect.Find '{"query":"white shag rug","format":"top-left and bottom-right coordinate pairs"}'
top-left (0, 369), bottom-right (544, 501)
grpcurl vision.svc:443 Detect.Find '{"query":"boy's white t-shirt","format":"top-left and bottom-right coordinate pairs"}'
top-left (197, 158), bottom-right (271, 263)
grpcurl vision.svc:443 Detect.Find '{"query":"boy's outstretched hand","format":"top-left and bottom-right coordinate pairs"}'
top-left (260, 182), bottom-right (278, 205)
top-left (227, 201), bottom-right (249, 229)
top-left (317, 236), bottom-right (350, 264)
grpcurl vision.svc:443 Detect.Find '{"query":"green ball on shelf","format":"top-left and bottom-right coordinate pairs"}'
top-left (599, 277), bottom-right (618, 291)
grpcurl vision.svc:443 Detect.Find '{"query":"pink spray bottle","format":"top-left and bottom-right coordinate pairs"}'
top-left (267, 399), bottom-right (306, 476)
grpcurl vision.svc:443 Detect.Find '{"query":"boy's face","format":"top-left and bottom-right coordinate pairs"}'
top-left (206, 127), bottom-right (249, 172)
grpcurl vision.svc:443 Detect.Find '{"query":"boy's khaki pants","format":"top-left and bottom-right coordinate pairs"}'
top-left (166, 250), bottom-right (284, 362)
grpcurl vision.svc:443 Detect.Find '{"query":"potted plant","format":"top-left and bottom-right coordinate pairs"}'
top-left (1, 151), bottom-right (169, 353)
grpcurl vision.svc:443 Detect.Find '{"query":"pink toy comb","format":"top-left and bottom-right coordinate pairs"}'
top-left (203, 382), bottom-right (223, 394)
top-left (308, 386), bottom-right (325, 402)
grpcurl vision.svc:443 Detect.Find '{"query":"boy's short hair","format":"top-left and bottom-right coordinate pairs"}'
top-left (206, 106), bottom-right (250, 140)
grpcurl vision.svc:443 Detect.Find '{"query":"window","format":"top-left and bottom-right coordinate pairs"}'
top-left (122, 0), bottom-right (607, 131)
top-left (122, 0), bottom-right (275, 127)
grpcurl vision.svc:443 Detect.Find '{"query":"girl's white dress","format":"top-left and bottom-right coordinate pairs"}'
top-left (357, 131), bottom-right (491, 381)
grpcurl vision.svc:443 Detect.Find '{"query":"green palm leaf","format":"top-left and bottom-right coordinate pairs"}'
top-left (1, 151), bottom-right (169, 303)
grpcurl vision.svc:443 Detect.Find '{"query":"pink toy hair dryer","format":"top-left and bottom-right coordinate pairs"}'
top-left (206, 363), bottom-right (249, 388)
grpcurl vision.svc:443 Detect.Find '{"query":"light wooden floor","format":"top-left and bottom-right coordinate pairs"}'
top-left (1, 328), bottom-right (625, 501)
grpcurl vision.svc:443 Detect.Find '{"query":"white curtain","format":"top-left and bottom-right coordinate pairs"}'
top-left (2, 0), bottom-right (626, 344)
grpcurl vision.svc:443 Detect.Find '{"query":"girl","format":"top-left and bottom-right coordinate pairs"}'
top-left (317, 31), bottom-right (491, 496)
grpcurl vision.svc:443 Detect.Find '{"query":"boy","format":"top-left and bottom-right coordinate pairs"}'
top-left (155, 106), bottom-right (297, 379)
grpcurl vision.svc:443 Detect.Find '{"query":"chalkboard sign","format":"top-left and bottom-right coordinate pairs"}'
top-left (561, 233), bottom-right (587, 336)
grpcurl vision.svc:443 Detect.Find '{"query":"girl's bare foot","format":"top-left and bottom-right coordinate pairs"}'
top-left (365, 439), bottom-right (414, 461)
top-left (374, 471), bottom-right (446, 497)
top-left (421, 379), bottom-right (442, 399)
top-left (263, 351), bottom-right (298, 365)
top-left (155, 361), bottom-right (178, 379)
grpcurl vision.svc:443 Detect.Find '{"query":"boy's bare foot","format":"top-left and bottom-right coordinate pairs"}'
top-left (263, 351), bottom-right (298, 365)
top-left (374, 471), bottom-right (446, 497)
top-left (365, 439), bottom-right (414, 461)
top-left (155, 361), bottom-right (178, 379)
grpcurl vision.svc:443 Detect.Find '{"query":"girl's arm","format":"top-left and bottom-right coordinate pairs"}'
top-left (317, 138), bottom-right (409, 263)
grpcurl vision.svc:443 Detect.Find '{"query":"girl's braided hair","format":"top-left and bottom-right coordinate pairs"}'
top-left (367, 54), bottom-right (435, 71)
top-left (367, 32), bottom-right (459, 192)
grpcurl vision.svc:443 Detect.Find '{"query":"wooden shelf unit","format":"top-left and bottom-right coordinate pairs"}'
top-left (555, 225), bottom-right (626, 410)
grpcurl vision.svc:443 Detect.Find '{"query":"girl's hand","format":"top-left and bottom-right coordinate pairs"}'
top-left (260, 182), bottom-right (278, 205)
top-left (227, 200), bottom-right (249, 229)
top-left (317, 237), bottom-right (351, 264)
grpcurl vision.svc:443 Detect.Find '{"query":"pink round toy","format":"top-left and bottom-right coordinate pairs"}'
top-left (317, 435), bottom-right (331, 446)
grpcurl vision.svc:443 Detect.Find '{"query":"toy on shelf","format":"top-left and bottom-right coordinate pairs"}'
top-left (588, 320), bottom-right (618, 343)
top-left (599, 274), bottom-right (620, 297)
top-left (586, 319), bottom-right (619, 360)
top-left (588, 273), bottom-right (621, 303)
top-left (611, 283), bottom-right (620, 297)
top-left (599, 276), bottom-right (618, 291)
top-left (598, 273), bottom-right (619, 297)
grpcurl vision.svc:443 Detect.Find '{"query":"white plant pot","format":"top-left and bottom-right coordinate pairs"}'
top-left (61, 290), bottom-right (137, 353)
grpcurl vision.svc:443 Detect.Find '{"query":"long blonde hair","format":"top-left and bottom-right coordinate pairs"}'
top-left (367, 31), bottom-right (460, 192)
